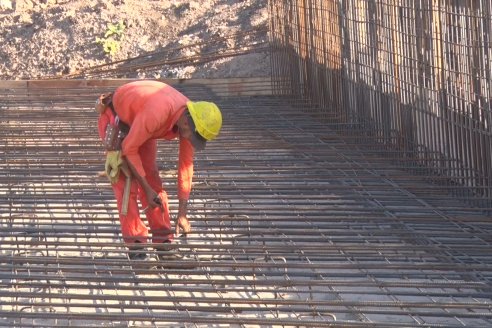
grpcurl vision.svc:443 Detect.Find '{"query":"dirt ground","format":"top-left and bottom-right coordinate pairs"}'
top-left (0, 0), bottom-right (270, 80)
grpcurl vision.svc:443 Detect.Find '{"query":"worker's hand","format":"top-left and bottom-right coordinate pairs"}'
top-left (144, 188), bottom-right (162, 210)
top-left (104, 150), bottom-right (123, 184)
top-left (175, 215), bottom-right (191, 236)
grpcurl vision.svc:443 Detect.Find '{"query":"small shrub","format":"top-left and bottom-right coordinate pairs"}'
top-left (96, 21), bottom-right (125, 58)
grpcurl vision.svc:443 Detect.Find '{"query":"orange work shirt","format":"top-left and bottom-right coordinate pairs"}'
top-left (109, 80), bottom-right (194, 200)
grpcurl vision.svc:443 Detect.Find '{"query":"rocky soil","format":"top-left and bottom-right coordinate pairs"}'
top-left (0, 0), bottom-right (270, 80)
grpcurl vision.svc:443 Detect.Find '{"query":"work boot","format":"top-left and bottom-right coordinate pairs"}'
top-left (155, 240), bottom-right (182, 261)
top-left (128, 241), bottom-right (147, 260)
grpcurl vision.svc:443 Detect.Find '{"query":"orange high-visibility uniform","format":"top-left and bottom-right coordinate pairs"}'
top-left (98, 80), bottom-right (194, 245)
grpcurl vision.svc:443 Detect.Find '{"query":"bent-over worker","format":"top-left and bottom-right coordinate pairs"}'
top-left (96, 80), bottom-right (222, 260)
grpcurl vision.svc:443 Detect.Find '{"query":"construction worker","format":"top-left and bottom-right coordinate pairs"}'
top-left (96, 80), bottom-right (222, 260)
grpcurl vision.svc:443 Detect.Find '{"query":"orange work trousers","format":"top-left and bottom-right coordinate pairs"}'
top-left (111, 138), bottom-right (173, 245)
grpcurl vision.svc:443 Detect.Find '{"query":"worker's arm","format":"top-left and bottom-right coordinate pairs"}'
top-left (176, 199), bottom-right (191, 235)
top-left (120, 120), bottom-right (159, 206)
top-left (124, 157), bottom-right (161, 208)
top-left (176, 137), bottom-right (194, 235)
top-left (178, 199), bottom-right (188, 221)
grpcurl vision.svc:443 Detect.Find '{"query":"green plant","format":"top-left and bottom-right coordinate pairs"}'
top-left (96, 21), bottom-right (126, 58)
top-left (104, 21), bottom-right (126, 38)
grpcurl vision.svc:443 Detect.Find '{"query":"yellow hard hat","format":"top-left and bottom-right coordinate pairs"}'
top-left (186, 101), bottom-right (223, 141)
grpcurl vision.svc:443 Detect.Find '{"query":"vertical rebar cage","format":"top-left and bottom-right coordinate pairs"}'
top-left (269, 0), bottom-right (492, 209)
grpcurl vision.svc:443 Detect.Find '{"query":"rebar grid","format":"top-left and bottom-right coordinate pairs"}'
top-left (1, 81), bottom-right (491, 327)
top-left (269, 0), bottom-right (492, 209)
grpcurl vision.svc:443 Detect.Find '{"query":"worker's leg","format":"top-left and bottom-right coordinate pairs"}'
top-left (138, 139), bottom-right (173, 244)
top-left (112, 173), bottom-right (148, 244)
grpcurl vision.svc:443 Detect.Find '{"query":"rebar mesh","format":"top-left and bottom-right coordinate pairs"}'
top-left (269, 0), bottom-right (492, 209)
top-left (1, 80), bottom-right (491, 327)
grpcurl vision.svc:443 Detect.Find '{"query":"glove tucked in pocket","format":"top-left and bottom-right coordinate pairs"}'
top-left (105, 150), bottom-right (123, 184)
